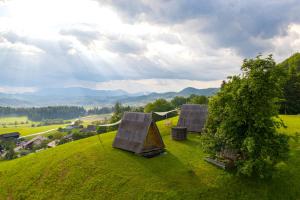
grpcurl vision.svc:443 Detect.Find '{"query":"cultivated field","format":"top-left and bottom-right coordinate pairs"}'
top-left (80, 114), bottom-right (113, 126)
top-left (0, 116), bottom-right (66, 136)
top-left (0, 115), bottom-right (299, 199)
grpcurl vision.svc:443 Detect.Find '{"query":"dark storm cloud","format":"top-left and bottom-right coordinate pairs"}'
top-left (96, 0), bottom-right (300, 56)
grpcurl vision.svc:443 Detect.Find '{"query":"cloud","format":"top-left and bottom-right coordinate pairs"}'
top-left (96, 0), bottom-right (300, 56)
top-left (271, 24), bottom-right (300, 61)
top-left (0, 0), bottom-right (299, 93)
top-left (0, 19), bottom-right (242, 88)
top-left (60, 26), bottom-right (101, 45)
top-left (0, 86), bottom-right (36, 94)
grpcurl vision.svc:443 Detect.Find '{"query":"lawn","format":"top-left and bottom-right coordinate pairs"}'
top-left (0, 116), bottom-right (299, 199)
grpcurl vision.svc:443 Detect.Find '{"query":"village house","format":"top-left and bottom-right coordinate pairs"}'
top-left (47, 140), bottom-right (59, 148)
top-left (0, 132), bottom-right (20, 141)
top-left (22, 136), bottom-right (48, 149)
top-left (62, 133), bottom-right (74, 141)
top-left (87, 125), bottom-right (97, 132)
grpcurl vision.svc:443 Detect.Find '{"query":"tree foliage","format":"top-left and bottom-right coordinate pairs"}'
top-left (282, 66), bottom-right (300, 114)
top-left (171, 95), bottom-right (209, 108)
top-left (144, 99), bottom-right (174, 113)
top-left (278, 53), bottom-right (300, 114)
top-left (0, 106), bottom-right (113, 121)
top-left (187, 95), bottom-right (208, 105)
top-left (171, 96), bottom-right (187, 108)
top-left (0, 140), bottom-right (17, 160)
top-left (204, 55), bottom-right (289, 178)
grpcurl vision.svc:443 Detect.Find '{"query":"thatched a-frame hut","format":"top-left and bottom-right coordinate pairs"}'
top-left (113, 112), bottom-right (165, 157)
top-left (177, 104), bottom-right (208, 133)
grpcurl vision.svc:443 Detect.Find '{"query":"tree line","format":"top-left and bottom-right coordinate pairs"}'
top-left (0, 94), bottom-right (208, 122)
top-left (0, 106), bottom-right (113, 121)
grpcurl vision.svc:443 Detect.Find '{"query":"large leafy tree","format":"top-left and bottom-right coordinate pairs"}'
top-left (204, 55), bottom-right (289, 178)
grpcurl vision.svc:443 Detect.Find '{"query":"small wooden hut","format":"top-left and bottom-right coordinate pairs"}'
top-left (113, 112), bottom-right (165, 157)
top-left (177, 104), bottom-right (208, 133)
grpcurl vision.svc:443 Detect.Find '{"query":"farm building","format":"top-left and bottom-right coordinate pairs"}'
top-left (22, 136), bottom-right (47, 149)
top-left (87, 125), bottom-right (97, 132)
top-left (0, 132), bottom-right (20, 141)
top-left (177, 104), bottom-right (208, 133)
top-left (47, 140), bottom-right (59, 148)
top-left (62, 133), bottom-right (73, 141)
top-left (113, 112), bottom-right (165, 157)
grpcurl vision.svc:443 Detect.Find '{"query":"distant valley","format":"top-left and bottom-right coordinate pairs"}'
top-left (0, 87), bottom-right (219, 107)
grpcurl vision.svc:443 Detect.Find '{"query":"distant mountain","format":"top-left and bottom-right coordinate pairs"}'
top-left (0, 87), bottom-right (219, 107)
top-left (119, 87), bottom-right (219, 105)
top-left (178, 87), bottom-right (219, 96)
top-left (31, 87), bottom-right (129, 97)
top-left (278, 52), bottom-right (300, 72)
top-left (0, 97), bottom-right (32, 107)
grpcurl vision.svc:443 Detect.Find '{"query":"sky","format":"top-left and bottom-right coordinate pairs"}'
top-left (0, 0), bottom-right (300, 94)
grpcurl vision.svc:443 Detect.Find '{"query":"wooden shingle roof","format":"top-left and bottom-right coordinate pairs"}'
top-left (177, 104), bottom-right (208, 133)
top-left (113, 112), bottom-right (165, 155)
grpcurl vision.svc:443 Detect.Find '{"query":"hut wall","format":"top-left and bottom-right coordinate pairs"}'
top-left (177, 104), bottom-right (208, 133)
top-left (113, 112), bottom-right (165, 155)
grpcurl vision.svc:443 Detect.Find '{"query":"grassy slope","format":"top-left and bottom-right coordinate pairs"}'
top-left (0, 116), bottom-right (299, 200)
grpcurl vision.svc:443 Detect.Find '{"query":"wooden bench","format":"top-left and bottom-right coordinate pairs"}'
top-left (205, 148), bottom-right (240, 170)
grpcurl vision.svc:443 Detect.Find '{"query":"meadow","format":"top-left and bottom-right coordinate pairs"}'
top-left (279, 115), bottom-right (300, 135)
top-left (0, 115), bottom-right (299, 199)
top-left (0, 116), bottom-right (66, 136)
top-left (80, 114), bottom-right (113, 126)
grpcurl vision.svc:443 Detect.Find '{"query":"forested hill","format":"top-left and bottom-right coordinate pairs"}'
top-left (278, 53), bottom-right (300, 72)
top-left (0, 106), bottom-right (113, 121)
top-left (277, 53), bottom-right (300, 114)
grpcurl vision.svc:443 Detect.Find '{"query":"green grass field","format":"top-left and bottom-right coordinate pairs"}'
top-left (279, 115), bottom-right (300, 135)
top-left (0, 116), bottom-right (30, 124)
top-left (0, 116), bottom-right (299, 199)
top-left (0, 116), bottom-right (67, 136)
top-left (0, 124), bottom-right (64, 136)
top-left (80, 114), bottom-right (113, 126)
